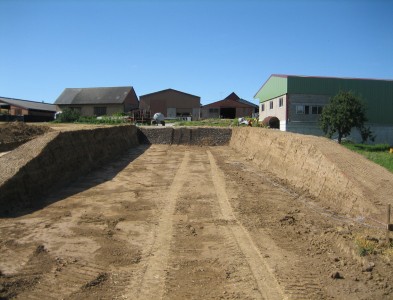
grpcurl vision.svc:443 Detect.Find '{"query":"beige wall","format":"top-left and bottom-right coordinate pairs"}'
top-left (259, 94), bottom-right (287, 124)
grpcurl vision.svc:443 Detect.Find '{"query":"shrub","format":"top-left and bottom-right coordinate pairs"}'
top-left (57, 108), bottom-right (81, 123)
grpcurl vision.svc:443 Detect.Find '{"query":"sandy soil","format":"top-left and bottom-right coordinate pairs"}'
top-left (1, 144), bottom-right (392, 299)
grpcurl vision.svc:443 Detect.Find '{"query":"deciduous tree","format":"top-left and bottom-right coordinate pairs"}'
top-left (320, 90), bottom-right (372, 143)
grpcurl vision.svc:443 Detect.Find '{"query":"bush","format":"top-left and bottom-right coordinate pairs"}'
top-left (57, 108), bottom-right (81, 123)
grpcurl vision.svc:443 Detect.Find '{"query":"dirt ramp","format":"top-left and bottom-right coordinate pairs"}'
top-left (0, 125), bottom-right (139, 215)
top-left (138, 127), bottom-right (232, 145)
top-left (230, 127), bottom-right (393, 217)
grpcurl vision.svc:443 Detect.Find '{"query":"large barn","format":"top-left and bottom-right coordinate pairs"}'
top-left (255, 74), bottom-right (393, 144)
top-left (139, 89), bottom-right (201, 120)
top-left (201, 92), bottom-right (258, 119)
top-left (0, 97), bottom-right (58, 122)
top-left (55, 86), bottom-right (139, 117)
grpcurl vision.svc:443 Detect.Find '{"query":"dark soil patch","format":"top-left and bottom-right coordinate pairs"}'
top-left (0, 122), bottom-right (52, 151)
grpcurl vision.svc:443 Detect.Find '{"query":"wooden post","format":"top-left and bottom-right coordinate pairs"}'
top-left (388, 204), bottom-right (393, 231)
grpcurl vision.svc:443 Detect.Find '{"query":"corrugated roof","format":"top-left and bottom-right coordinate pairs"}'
top-left (54, 86), bottom-right (133, 105)
top-left (0, 97), bottom-right (57, 112)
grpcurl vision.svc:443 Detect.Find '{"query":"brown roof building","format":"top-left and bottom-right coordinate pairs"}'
top-left (201, 92), bottom-right (258, 119)
top-left (139, 89), bottom-right (201, 120)
top-left (54, 86), bottom-right (139, 117)
top-left (0, 97), bottom-right (58, 122)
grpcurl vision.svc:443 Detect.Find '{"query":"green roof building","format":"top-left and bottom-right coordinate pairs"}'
top-left (254, 74), bottom-right (393, 144)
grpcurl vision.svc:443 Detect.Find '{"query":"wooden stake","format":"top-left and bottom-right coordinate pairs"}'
top-left (388, 204), bottom-right (393, 232)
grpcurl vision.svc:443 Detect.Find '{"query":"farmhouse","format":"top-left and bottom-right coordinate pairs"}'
top-left (201, 92), bottom-right (258, 119)
top-left (255, 74), bottom-right (393, 144)
top-left (139, 89), bottom-right (201, 120)
top-left (0, 97), bottom-right (58, 122)
top-left (55, 86), bottom-right (139, 117)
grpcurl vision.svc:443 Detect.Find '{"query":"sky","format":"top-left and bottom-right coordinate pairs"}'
top-left (1, 0), bottom-right (392, 105)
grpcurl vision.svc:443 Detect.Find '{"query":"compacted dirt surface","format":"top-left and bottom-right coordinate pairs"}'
top-left (1, 144), bottom-right (393, 299)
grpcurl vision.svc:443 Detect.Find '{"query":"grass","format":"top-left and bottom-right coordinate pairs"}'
top-left (354, 234), bottom-right (393, 258)
top-left (342, 142), bottom-right (393, 173)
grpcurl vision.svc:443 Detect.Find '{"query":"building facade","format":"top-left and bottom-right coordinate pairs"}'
top-left (201, 92), bottom-right (258, 119)
top-left (0, 97), bottom-right (58, 122)
top-left (55, 86), bottom-right (139, 117)
top-left (255, 74), bottom-right (393, 144)
top-left (139, 89), bottom-right (201, 120)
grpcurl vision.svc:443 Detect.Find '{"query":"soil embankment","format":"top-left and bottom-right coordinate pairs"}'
top-left (138, 127), bottom-right (232, 145)
top-left (0, 125), bottom-right (139, 215)
top-left (230, 128), bottom-right (393, 218)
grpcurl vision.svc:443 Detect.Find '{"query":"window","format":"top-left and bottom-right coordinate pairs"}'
top-left (269, 101), bottom-right (273, 109)
top-left (209, 108), bottom-right (219, 113)
top-left (14, 109), bottom-right (22, 115)
top-left (279, 97), bottom-right (283, 107)
top-left (296, 105), bottom-right (304, 114)
top-left (94, 107), bottom-right (107, 116)
top-left (296, 105), bottom-right (323, 115)
top-left (261, 104), bottom-right (265, 112)
top-left (311, 105), bottom-right (323, 114)
top-left (318, 106), bottom-right (323, 114)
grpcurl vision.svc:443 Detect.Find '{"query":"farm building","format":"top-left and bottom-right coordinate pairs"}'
top-left (0, 97), bottom-right (58, 122)
top-left (201, 92), bottom-right (258, 119)
top-left (54, 86), bottom-right (139, 117)
top-left (255, 74), bottom-right (393, 144)
top-left (139, 89), bottom-right (201, 120)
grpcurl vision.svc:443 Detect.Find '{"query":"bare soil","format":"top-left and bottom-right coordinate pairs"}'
top-left (1, 144), bottom-right (393, 299)
top-left (0, 122), bottom-right (52, 152)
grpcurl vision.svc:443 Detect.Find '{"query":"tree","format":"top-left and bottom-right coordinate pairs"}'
top-left (320, 90), bottom-right (372, 144)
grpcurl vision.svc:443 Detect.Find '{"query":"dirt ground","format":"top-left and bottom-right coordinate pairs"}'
top-left (0, 122), bottom-right (52, 152)
top-left (1, 144), bottom-right (393, 299)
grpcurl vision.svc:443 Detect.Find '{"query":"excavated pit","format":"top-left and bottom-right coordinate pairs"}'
top-left (1, 125), bottom-right (393, 218)
top-left (2, 125), bottom-right (393, 299)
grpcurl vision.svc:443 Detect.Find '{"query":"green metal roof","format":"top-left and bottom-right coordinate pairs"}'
top-left (255, 75), bottom-right (393, 124)
top-left (254, 75), bottom-right (287, 102)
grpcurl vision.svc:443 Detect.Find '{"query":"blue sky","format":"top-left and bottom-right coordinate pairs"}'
top-left (1, 0), bottom-right (392, 105)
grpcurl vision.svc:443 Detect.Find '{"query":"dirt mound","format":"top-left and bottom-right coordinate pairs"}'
top-left (230, 127), bottom-right (393, 219)
top-left (0, 122), bottom-right (52, 151)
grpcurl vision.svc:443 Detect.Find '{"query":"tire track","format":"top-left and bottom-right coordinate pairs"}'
top-left (207, 150), bottom-right (286, 300)
top-left (16, 260), bottom-right (108, 299)
top-left (132, 150), bottom-right (190, 300)
top-left (162, 149), bottom-right (262, 299)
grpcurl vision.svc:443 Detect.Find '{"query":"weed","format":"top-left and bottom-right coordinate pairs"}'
top-left (355, 236), bottom-right (378, 256)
